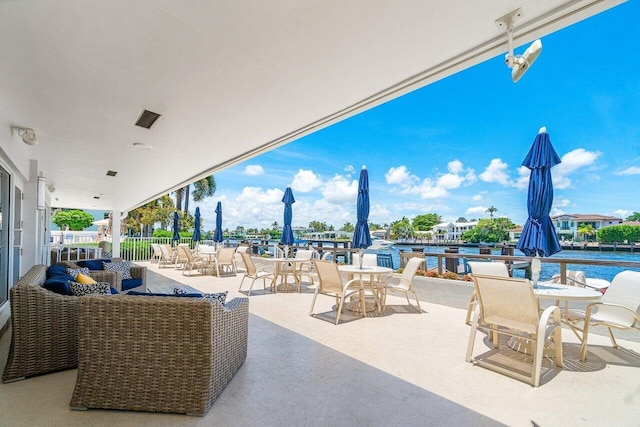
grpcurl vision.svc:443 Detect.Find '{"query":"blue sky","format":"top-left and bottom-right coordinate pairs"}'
top-left (193, 2), bottom-right (640, 232)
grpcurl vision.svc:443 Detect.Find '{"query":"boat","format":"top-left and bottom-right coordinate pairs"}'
top-left (369, 237), bottom-right (394, 250)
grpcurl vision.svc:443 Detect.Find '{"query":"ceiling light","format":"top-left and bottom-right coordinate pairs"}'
top-left (13, 127), bottom-right (38, 145)
top-left (133, 142), bottom-right (152, 150)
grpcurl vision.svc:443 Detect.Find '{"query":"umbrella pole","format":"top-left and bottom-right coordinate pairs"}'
top-left (531, 254), bottom-right (541, 289)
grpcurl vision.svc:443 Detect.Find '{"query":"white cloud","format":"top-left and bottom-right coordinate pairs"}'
top-left (479, 158), bottom-right (512, 186)
top-left (550, 207), bottom-right (565, 217)
top-left (514, 166), bottom-right (530, 190)
top-left (472, 194), bottom-right (483, 201)
top-left (465, 206), bottom-right (487, 216)
top-left (437, 173), bottom-right (463, 190)
top-left (447, 159), bottom-right (463, 174)
top-left (612, 209), bottom-right (630, 218)
top-left (344, 165), bottom-right (355, 175)
top-left (616, 166), bottom-right (640, 176)
top-left (385, 165), bottom-right (418, 187)
top-left (553, 196), bottom-right (570, 208)
top-left (243, 165), bottom-right (264, 176)
top-left (552, 148), bottom-right (601, 189)
top-left (290, 169), bottom-right (323, 193)
top-left (387, 161), bottom-right (475, 199)
top-left (237, 187), bottom-right (284, 205)
top-left (321, 175), bottom-right (358, 204)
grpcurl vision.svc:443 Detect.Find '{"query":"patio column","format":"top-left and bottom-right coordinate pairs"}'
top-left (111, 211), bottom-right (121, 258)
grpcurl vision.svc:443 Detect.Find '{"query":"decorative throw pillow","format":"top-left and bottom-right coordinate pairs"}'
top-left (75, 273), bottom-right (97, 284)
top-left (68, 281), bottom-right (111, 296)
top-left (202, 291), bottom-right (228, 305)
top-left (66, 267), bottom-right (91, 280)
top-left (103, 260), bottom-right (132, 280)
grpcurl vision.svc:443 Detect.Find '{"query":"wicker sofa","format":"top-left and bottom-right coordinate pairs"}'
top-left (58, 258), bottom-right (147, 293)
top-left (2, 264), bottom-right (116, 382)
top-left (70, 293), bottom-right (249, 416)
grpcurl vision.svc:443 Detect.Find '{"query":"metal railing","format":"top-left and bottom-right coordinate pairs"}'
top-left (400, 251), bottom-right (640, 283)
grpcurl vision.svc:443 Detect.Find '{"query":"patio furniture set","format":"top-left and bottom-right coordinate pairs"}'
top-left (151, 243), bottom-right (239, 277)
top-left (465, 261), bottom-right (640, 386)
top-left (3, 262), bottom-right (248, 416)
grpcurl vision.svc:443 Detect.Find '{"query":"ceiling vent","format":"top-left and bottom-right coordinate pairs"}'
top-left (106, 170), bottom-right (118, 177)
top-left (135, 109), bottom-right (161, 129)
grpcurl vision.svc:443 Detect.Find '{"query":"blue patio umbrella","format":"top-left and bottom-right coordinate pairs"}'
top-left (352, 167), bottom-right (372, 266)
top-left (213, 202), bottom-right (223, 245)
top-left (172, 211), bottom-right (180, 244)
top-left (516, 127), bottom-right (562, 286)
top-left (193, 207), bottom-right (201, 243)
top-left (280, 187), bottom-right (295, 251)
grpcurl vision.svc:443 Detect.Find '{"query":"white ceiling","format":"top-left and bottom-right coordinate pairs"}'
top-left (0, 0), bottom-right (625, 212)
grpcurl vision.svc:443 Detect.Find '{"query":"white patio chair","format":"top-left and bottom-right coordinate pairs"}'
top-left (234, 245), bottom-right (250, 273)
top-left (215, 247), bottom-right (237, 276)
top-left (566, 270), bottom-right (640, 361)
top-left (158, 244), bottom-right (177, 268)
top-left (150, 243), bottom-right (163, 263)
top-left (550, 270), bottom-right (611, 292)
top-left (310, 260), bottom-right (362, 325)
top-left (293, 249), bottom-right (316, 290)
top-left (465, 261), bottom-right (510, 325)
top-left (177, 245), bottom-right (207, 276)
top-left (377, 256), bottom-right (423, 313)
top-left (238, 252), bottom-right (275, 296)
top-left (466, 274), bottom-right (563, 387)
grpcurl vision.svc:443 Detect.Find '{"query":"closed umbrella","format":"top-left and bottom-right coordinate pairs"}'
top-left (280, 187), bottom-right (295, 256)
top-left (352, 166), bottom-right (372, 268)
top-left (213, 202), bottom-right (223, 249)
top-left (172, 211), bottom-right (180, 245)
top-left (516, 127), bottom-right (562, 287)
top-left (193, 207), bottom-right (201, 244)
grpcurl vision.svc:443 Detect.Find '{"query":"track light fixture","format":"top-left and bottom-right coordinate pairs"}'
top-left (496, 8), bottom-right (542, 83)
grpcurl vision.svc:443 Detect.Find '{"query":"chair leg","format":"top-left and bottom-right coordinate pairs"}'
top-left (411, 290), bottom-right (422, 313)
top-left (238, 275), bottom-right (246, 292)
top-left (336, 296), bottom-right (346, 325)
top-left (247, 277), bottom-right (257, 296)
top-left (579, 321), bottom-right (592, 361)
top-left (554, 326), bottom-right (563, 368)
top-left (532, 335), bottom-right (545, 387)
top-left (309, 288), bottom-right (320, 316)
top-left (465, 289), bottom-right (477, 325)
top-left (606, 327), bottom-right (619, 348)
top-left (465, 307), bottom-right (480, 362)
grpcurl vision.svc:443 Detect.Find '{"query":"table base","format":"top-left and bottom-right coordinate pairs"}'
top-left (506, 336), bottom-right (557, 358)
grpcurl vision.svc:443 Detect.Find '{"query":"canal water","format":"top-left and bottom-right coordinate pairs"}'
top-left (374, 245), bottom-right (640, 282)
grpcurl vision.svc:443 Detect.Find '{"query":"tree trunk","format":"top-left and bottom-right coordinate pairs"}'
top-left (184, 185), bottom-right (190, 213)
top-left (175, 188), bottom-right (183, 211)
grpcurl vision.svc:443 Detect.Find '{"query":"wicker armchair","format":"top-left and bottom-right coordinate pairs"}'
top-left (3, 265), bottom-right (80, 382)
top-left (58, 259), bottom-right (147, 293)
top-left (70, 294), bottom-right (249, 416)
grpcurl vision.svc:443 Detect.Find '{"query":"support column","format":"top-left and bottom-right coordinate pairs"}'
top-left (111, 211), bottom-right (121, 258)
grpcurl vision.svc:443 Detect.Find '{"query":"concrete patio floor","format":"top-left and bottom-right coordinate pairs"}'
top-left (1, 259), bottom-right (639, 426)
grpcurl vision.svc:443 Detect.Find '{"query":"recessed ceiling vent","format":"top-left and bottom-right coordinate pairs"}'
top-left (135, 109), bottom-right (161, 129)
top-left (106, 170), bottom-right (118, 177)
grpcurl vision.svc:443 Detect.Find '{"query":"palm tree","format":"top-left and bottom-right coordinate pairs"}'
top-left (577, 223), bottom-right (596, 242)
top-left (486, 205), bottom-right (498, 220)
top-left (174, 175), bottom-right (216, 213)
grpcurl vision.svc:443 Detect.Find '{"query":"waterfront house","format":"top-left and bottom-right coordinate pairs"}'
top-left (552, 214), bottom-right (623, 241)
top-left (432, 221), bottom-right (479, 242)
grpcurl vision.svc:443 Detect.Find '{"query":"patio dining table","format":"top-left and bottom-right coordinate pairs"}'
top-left (338, 265), bottom-right (393, 317)
top-left (507, 282), bottom-right (602, 355)
top-left (262, 257), bottom-right (309, 292)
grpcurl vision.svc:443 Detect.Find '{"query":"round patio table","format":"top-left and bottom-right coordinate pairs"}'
top-left (338, 265), bottom-right (393, 316)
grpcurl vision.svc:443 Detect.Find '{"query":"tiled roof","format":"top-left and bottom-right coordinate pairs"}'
top-left (551, 214), bottom-right (622, 221)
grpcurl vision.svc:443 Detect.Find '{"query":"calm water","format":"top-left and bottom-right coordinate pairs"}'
top-left (375, 246), bottom-right (640, 282)
top-left (232, 239), bottom-right (640, 282)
